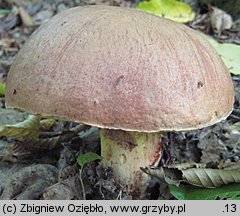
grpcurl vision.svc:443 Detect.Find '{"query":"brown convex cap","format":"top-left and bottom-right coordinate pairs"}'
top-left (5, 6), bottom-right (234, 132)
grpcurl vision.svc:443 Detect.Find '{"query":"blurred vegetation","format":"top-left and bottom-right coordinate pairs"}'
top-left (136, 0), bottom-right (195, 23)
top-left (199, 0), bottom-right (240, 19)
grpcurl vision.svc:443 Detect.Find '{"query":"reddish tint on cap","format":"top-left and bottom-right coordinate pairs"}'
top-left (5, 6), bottom-right (234, 132)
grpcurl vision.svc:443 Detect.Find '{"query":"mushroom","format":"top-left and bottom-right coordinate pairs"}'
top-left (5, 6), bottom-right (234, 198)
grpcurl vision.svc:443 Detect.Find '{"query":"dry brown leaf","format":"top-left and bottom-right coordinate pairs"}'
top-left (210, 7), bottom-right (233, 36)
top-left (19, 7), bottom-right (34, 27)
top-left (142, 162), bottom-right (240, 188)
top-left (43, 176), bottom-right (81, 200)
top-left (58, 164), bottom-right (78, 181)
top-left (1, 142), bottom-right (32, 162)
top-left (95, 178), bottom-right (117, 193)
top-left (21, 130), bottom-right (75, 151)
top-left (182, 168), bottom-right (240, 188)
top-left (218, 161), bottom-right (240, 170)
top-left (0, 39), bottom-right (15, 48)
top-left (198, 133), bottom-right (226, 163)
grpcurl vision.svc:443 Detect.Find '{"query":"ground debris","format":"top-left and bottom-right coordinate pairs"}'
top-left (198, 130), bottom-right (227, 163)
top-left (0, 164), bottom-right (58, 199)
top-left (18, 6), bottom-right (34, 26)
top-left (43, 176), bottom-right (82, 200)
top-left (210, 6), bottom-right (233, 36)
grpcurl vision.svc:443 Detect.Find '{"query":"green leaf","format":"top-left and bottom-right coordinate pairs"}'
top-left (77, 152), bottom-right (103, 167)
top-left (204, 35), bottom-right (240, 75)
top-left (0, 9), bottom-right (11, 15)
top-left (136, 0), bottom-right (195, 23)
top-left (0, 83), bottom-right (5, 96)
top-left (0, 114), bottom-right (40, 141)
top-left (169, 184), bottom-right (240, 200)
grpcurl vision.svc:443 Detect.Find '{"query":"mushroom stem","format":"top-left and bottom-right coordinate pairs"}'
top-left (100, 129), bottom-right (162, 198)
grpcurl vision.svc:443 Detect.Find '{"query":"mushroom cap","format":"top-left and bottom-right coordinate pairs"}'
top-left (5, 6), bottom-right (234, 132)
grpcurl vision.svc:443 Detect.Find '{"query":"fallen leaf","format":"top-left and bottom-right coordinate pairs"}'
top-left (0, 164), bottom-right (57, 199)
top-left (0, 38), bottom-right (16, 48)
top-left (22, 130), bottom-right (76, 151)
top-left (210, 6), bottom-right (233, 36)
top-left (19, 7), bottom-right (34, 27)
top-left (0, 83), bottom-right (5, 96)
top-left (43, 176), bottom-right (81, 200)
top-left (0, 108), bottom-right (27, 125)
top-left (0, 13), bottom-right (20, 31)
top-left (182, 168), bottom-right (240, 188)
top-left (58, 164), bottom-right (78, 181)
top-left (1, 142), bottom-right (32, 162)
top-left (218, 161), bottom-right (240, 170)
top-left (136, 0), bottom-right (195, 23)
top-left (95, 179), bottom-right (117, 193)
top-left (169, 183), bottom-right (240, 200)
top-left (0, 9), bottom-right (11, 15)
top-left (40, 119), bottom-right (55, 130)
top-left (142, 162), bottom-right (240, 188)
top-left (204, 34), bottom-right (240, 75)
top-left (198, 133), bottom-right (226, 163)
top-left (0, 114), bottom-right (40, 141)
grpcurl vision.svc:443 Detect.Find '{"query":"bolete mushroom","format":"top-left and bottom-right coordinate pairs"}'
top-left (5, 6), bottom-right (234, 198)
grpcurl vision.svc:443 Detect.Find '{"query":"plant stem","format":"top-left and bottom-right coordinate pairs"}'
top-left (79, 167), bottom-right (86, 200)
top-left (100, 129), bottom-right (162, 199)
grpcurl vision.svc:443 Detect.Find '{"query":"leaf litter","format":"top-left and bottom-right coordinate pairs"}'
top-left (142, 162), bottom-right (240, 188)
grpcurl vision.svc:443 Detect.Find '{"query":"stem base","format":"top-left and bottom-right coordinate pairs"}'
top-left (100, 129), bottom-right (162, 198)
